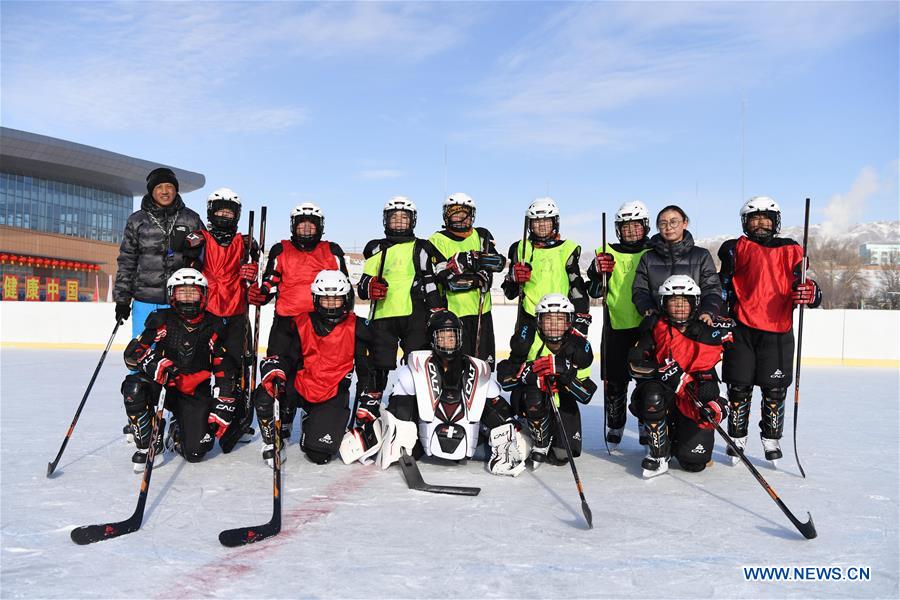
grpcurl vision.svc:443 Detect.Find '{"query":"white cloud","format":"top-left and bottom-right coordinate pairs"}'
top-left (822, 166), bottom-right (881, 236)
top-left (465, 2), bottom-right (896, 151)
top-left (357, 169), bottom-right (404, 180)
top-left (1, 2), bottom-right (469, 135)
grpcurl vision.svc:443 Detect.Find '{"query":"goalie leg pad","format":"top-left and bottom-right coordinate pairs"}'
top-left (377, 410), bottom-right (418, 470)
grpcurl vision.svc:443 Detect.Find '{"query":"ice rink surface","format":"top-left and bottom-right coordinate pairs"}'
top-left (1, 349), bottom-right (897, 599)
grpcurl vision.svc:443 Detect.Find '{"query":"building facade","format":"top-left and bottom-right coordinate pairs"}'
top-left (859, 242), bottom-right (900, 266)
top-left (0, 127), bottom-right (204, 300)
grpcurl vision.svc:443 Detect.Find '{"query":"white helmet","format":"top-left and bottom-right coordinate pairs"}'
top-left (614, 201), bottom-right (650, 242)
top-left (535, 293), bottom-right (574, 343)
top-left (526, 197), bottom-right (559, 219)
top-left (290, 202), bottom-right (324, 247)
top-left (383, 196), bottom-right (417, 236)
top-left (166, 268), bottom-right (209, 319)
top-left (443, 192), bottom-right (476, 231)
top-left (311, 270), bottom-right (354, 320)
top-left (740, 196), bottom-right (781, 239)
top-left (658, 274), bottom-right (700, 322)
top-left (207, 187), bottom-right (241, 231)
top-left (526, 197), bottom-right (560, 241)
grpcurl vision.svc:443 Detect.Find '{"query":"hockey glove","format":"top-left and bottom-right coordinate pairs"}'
top-left (140, 351), bottom-right (178, 386)
top-left (571, 313), bottom-right (592, 338)
top-left (532, 354), bottom-right (558, 378)
top-left (594, 252), bottom-right (616, 274)
top-left (115, 302), bottom-right (131, 323)
top-left (477, 252), bottom-right (506, 273)
top-left (340, 419), bottom-right (384, 465)
top-left (488, 422), bottom-right (531, 477)
top-left (368, 277), bottom-right (389, 301)
top-left (537, 375), bottom-right (559, 396)
top-left (447, 250), bottom-right (478, 275)
top-left (658, 359), bottom-right (691, 394)
top-left (512, 262), bottom-right (532, 284)
top-left (239, 262), bottom-right (259, 283)
top-left (247, 283), bottom-right (269, 306)
top-left (792, 279), bottom-right (818, 305)
top-left (355, 391), bottom-right (383, 424)
top-left (699, 397), bottom-right (727, 425)
top-left (208, 395), bottom-right (237, 439)
top-left (259, 356), bottom-right (286, 398)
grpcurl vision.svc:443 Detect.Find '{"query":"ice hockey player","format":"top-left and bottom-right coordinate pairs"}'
top-left (628, 275), bottom-right (733, 478)
top-left (121, 268), bottom-right (238, 471)
top-left (497, 293), bottom-right (596, 468)
top-left (183, 188), bottom-right (259, 451)
top-left (247, 203), bottom-right (348, 440)
top-left (254, 270), bottom-right (377, 466)
top-left (718, 196), bottom-right (821, 465)
top-left (343, 310), bottom-right (530, 477)
top-left (429, 193), bottom-right (506, 368)
top-left (355, 196), bottom-right (446, 411)
top-left (586, 201), bottom-right (652, 447)
top-left (502, 197), bottom-right (591, 362)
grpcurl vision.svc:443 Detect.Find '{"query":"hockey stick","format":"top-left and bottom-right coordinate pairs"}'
top-left (547, 392), bottom-right (594, 529)
top-left (793, 198), bottom-right (810, 478)
top-left (47, 320), bottom-right (121, 477)
top-left (688, 388), bottom-right (817, 539)
top-left (366, 241), bottom-right (388, 325)
top-left (398, 448), bottom-right (480, 496)
top-left (220, 210), bottom-right (256, 453)
top-left (219, 390), bottom-right (282, 546)
top-left (249, 207), bottom-right (267, 397)
top-left (70, 387), bottom-right (168, 544)
top-left (548, 389), bottom-right (593, 529)
top-left (474, 233), bottom-right (489, 357)
top-left (599, 212), bottom-right (610, 457)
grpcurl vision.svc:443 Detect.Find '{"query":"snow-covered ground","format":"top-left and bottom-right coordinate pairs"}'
top-left (2, 349), bottom-right (897, 599)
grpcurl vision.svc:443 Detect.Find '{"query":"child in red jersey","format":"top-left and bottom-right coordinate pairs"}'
top-left (629, 275), bottom-right (733, 478)
top-left (718, 197), bottom-right (821, 465)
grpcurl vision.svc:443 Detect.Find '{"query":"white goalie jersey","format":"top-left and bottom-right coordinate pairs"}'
top-left (396, 350), bottom-right (499, 460)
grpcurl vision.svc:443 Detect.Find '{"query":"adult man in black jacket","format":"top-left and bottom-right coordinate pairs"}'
top-left (113, 167), bottom-right (204, 338)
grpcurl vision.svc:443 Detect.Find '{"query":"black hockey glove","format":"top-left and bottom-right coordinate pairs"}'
top-left (115, 302), bottom-right (131, 323)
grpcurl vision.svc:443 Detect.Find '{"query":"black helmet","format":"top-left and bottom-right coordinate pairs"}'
top-left (427, 310), bottom-right (463, 360)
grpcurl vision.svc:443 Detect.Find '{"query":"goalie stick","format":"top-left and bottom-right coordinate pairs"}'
top-left (399, 449), bottom-right (480, 496)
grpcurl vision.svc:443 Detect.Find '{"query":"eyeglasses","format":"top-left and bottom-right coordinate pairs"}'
top-left (658, 218), bottom-right (684, 230)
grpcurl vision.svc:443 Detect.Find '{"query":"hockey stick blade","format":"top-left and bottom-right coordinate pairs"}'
top-left (399, 449), bottom-right (480, 496)
top-left (70, 515), bottom-right (141, 545)
top-left (581, 499), bottom-right (593, 529)
top-left (218, 520), bottom-right (281, 547)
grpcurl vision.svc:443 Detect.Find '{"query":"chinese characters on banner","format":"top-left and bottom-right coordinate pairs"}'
top-left (25, 276), bottom-right (40, 301)
top-left (65, 279), bottom-right (79, 302)
top-left (2, 275), bottom-right (17, 300)
top-left (46, 278), bottom-right (60, 302)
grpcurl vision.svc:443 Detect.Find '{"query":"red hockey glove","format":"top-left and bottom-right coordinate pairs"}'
top-left (239, 262), bottom-right (259, 283)
top-left (512, 262), bottom-right (532, 284)
top-left (247, 283), bottom-right (269, 306)
top-left (699, 397), bottom-right (726, 425)
top-left (208, 396), bottom-right (237, 439)
top-left (259, 356), bottom-right (286, 398)
top-left (594, 252), bottom-right (616, 274)
top-left (537, 375), bottom-right (559, 396)
top-left (792, 280), bottom-right (817, 305)
top-left (571, 313), bottom-right (592, 338)
top-left (368, 277), bottom-right (389, 301)
top-left (531, 355), bottom-right (557, 377)
top-left (140, 351), bottom-right (178, 386)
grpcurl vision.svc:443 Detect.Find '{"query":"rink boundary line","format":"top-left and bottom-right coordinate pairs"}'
top-left (3, 342), bottom-right (898, 368)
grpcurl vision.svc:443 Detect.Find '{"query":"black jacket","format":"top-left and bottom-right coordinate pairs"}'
top-left (114, 194), bottom-right (204, 305)
top-left (632, 231), bottom-right (722, 318)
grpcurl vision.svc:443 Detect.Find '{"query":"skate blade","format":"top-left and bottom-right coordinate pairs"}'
top-left (729, 455), bottom-right (740, 466)
top-left (642, 466), bottom-right (668, 479)
top-left (125, 434), bottom-right (134, 445)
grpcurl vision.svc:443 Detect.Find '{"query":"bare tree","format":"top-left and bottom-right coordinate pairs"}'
top-left (869, 262), bottom-right (900, 309)
top-left (807, 237), bottom-right (870, 309)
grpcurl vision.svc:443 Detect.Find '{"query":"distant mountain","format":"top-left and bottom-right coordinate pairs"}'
top-left (695, 221), bottom-right (900, 255)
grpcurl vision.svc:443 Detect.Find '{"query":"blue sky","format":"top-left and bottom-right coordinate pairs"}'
top-left (2, 1), bottom-right (897, 251)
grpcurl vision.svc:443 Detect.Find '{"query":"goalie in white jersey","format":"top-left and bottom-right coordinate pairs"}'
top-left (340, 310), bottom-right (530, 476)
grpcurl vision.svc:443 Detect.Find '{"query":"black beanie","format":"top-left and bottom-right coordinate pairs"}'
top-left (146, 167), bottom-right (179, 194)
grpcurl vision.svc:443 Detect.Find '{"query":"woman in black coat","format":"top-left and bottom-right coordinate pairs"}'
top-left (632, 205), bottom-right (721, 324)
